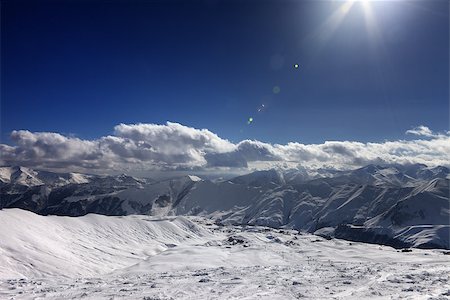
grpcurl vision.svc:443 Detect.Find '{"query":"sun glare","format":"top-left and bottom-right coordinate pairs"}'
top-left (319, 0), bottom-right (378, 44)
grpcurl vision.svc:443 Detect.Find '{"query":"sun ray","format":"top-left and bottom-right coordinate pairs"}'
top-left (358, 0), bottom-right (397, 130)
top-left (315, 1), bottom-right (355, 44)
top-left (300, 1), bottom-right (356, 67)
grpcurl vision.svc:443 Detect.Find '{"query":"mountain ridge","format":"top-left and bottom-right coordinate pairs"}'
top-left (1, 164), bottom-right (449, 249)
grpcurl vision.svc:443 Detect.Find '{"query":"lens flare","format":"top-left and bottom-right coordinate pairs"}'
top-left (272, 86), bottom-right (280, 94)
top-left (257, 104), bottom-right (266, 112)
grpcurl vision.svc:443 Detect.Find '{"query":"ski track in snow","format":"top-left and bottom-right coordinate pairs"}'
top-left (0, 209), bottom-right (449, 300)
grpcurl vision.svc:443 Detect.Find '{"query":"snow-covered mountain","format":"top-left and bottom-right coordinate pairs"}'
top-left (1, 164), bottom-right (448, 249)
top-left (230, 169), bottom-right (286, 187)
top-left (2, 209), bottom-right (449, 299)
top-left (0, 166), bottom-right (92, 187)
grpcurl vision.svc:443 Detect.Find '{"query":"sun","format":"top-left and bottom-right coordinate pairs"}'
top-left (316, 0), bottom-right (378, 43)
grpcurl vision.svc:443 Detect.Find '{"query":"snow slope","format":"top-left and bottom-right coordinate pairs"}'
top-left (0, 209), bottom-right (211, 279)
top-left (0, 209), bottom-right (449, 299)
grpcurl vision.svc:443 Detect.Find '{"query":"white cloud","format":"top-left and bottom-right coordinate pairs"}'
top-left (114, 122), bottom-right (235, 154)
top-left (406, 125), bottom-right (439, 138)
top-left (1, 130), bottom-right (106, 170)
top-left (1, 122), bottom-right (449, 173)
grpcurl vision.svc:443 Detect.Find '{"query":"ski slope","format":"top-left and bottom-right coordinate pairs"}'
top-left (0, 209), bottom-right (449, 299)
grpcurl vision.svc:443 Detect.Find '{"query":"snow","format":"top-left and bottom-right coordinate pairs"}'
top-left (187, 175), bottom-right (202, 182)
top-left (1, 208), bottom-right (449, 299)
top-left (395, 225), bottom-right (450, 248)
top-left (0, 167), bottom-right (14, 183)
top-left (68, 173), bottom-right (91, 184)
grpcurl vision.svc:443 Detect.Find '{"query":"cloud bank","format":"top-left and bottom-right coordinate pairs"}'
top-left (1, 122), bottom-right (449, 173)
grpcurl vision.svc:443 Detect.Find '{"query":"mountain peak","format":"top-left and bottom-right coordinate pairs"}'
top-left (186, 175), bottom-right (202, 182)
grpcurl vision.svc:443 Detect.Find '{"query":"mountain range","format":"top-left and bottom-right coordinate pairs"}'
top-left (1, 164), bottom-right (449, 249)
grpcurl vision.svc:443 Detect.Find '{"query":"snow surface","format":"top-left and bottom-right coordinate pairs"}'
top-left (1, 209), bottom-right (449, 299)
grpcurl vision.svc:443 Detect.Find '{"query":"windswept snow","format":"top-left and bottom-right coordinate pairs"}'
top-left (0, 209), bottom-right (449, 299)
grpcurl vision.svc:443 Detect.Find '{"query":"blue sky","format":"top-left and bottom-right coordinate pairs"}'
top-left (1, 0), bottom-right (449, 174)
top-left (2, 0), bottom-right (448, 145)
